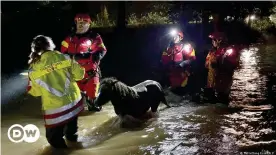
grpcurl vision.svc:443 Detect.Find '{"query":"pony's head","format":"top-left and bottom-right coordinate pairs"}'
top-left (94, 77), bottom-right (120, 106)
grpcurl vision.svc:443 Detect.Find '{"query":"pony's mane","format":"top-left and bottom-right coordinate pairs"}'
top-left (100, 77), bottom-right (138, 99)
top-left (100, 77), bottom-right (119, 85)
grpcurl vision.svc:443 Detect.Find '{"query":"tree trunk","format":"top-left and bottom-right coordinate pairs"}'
top-left (201, 10), bottom-right (210, 44)
top-left (213, 14), bottom-right (219, 32)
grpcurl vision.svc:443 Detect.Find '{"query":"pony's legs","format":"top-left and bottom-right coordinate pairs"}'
top-left (150, 101), bottom-right (160, 113)
top-left (121, 115), bottom-right (143, 128)
top-left (160, 92), bottom-right (171, 108)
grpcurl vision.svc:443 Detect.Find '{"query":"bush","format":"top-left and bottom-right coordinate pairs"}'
top-left (90, 5), bottom-right (116, 28)
top-left (269, 6), bottom-right (276, 25)
top-left (250, 17), bottom-right (275, 32)
top-left (126, 2), bottom-right (175, 27)
top-left (127, 12), bottom-right (174, 27)
top-left (89, 3), bottom-right (175, 27)
top-left (127, 13), bottom-right (141, 26)
top-left (249, 5), bottom-right (276, 32)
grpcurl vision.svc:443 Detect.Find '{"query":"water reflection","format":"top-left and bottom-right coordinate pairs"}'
top-left (221, 46), bottom-right (276, 152)
top-left (140, 105), bottom-right (202, 155)
top-left (222, 110), bottom-right (276, 152)
top-left (140, 45), bottom-right (276, 154)
top-left (231, 47), bottom-right (267, 105)
top-left (2, 45), bottom-right (276, 155)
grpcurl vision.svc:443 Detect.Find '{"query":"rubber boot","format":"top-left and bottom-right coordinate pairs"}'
top-left (217, 92), bottom-right (230, 104)
top-left (203, 88), bottom-right (217, 103)
top-left (191, 93), bottom-right (201, 103)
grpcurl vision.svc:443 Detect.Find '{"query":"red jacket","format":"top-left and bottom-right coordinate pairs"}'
top-left (205, 47), bottom-right (224, 68)
top-left (161, 41), bottom-right (196, 88)
top-left (61, 31), bottom-right (107, 72)
top-left (161, 42), bottom-right (196, 66)
top-left (206, 46), bottom-right (238, 72)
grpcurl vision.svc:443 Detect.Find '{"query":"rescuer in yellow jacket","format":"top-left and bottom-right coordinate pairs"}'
top-left (27, 35), bottom-right (85, 149)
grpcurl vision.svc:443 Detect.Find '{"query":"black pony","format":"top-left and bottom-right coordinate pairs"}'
top-left (94, 77), bottom-right (171, 119)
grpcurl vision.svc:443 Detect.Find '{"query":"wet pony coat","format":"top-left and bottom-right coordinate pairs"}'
top-left (95, 77), bottom-right (170, 119)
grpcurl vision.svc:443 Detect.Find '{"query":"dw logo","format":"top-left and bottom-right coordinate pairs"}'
top-left (7, 124), bottom-right (40, 143)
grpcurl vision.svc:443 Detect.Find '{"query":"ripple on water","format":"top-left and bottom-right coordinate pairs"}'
top-left (2, 45), bottom-right (276, 155)
top-left (221, 110), bottom-right (276, 152)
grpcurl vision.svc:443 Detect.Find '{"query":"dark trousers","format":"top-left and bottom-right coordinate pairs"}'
top-left (46, 116), bottom-right (78, 149)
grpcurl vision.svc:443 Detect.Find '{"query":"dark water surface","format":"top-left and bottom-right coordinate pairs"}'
top-left (1, 44), bottom-right (276, 155)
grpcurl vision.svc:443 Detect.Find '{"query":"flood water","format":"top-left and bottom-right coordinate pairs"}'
top-left (1, 44), bottom-right (276, 155)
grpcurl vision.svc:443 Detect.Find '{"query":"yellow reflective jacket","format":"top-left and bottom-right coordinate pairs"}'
top-left (28, 50), bottom-right (85, 128)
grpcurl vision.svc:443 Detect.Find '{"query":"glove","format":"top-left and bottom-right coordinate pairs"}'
top-left (92, 51), bottom-right (104, 62)
top-left (168, 41), bottom-right (175, 48)
top-left (179, 60), bottom-right (191, 68)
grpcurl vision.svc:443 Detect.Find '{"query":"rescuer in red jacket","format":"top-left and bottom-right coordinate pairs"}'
top-left (61, 13), bottom-right (107, 111)
top-left (161, 29), bottom-right (196, 94)
top-left (205, 32), bottom-right (239, 103)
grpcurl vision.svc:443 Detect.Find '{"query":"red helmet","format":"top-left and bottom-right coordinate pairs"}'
top-left (74, 13), bottom-right (91, 23)
top-left (209, 32), bottom-right (226, 40)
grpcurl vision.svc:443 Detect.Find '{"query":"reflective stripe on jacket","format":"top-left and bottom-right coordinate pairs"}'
top-left (28, 51), bottom-right (85, 128)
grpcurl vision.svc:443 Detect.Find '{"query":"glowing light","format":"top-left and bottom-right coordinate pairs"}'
top-left (183, 44), bottom-right (191, 52)
top-left (250, 15), bottom-right (256, 20)
top-left (2, 73), bottom-right (29, 104)
top-left (170, 29), bottom-right (177, 36)
top-left (86, 40), bottom-right (92, 45)
top-left (226, 49), bottom-right (233, 55)
top-left (20, 72), bottom-right (28, 76)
